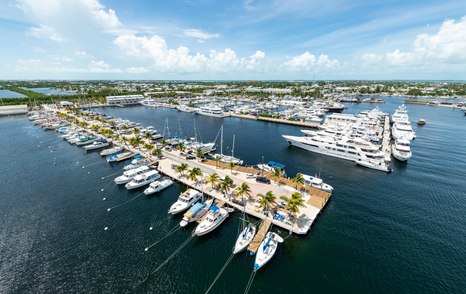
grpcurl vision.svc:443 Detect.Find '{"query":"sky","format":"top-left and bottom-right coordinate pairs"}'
top-left (0, 0), bottom-right (465, 80)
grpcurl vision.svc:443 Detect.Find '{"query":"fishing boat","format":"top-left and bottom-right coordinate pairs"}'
top-left (233, 223), bottom-right (256, 254)
top-left (114, 165), bottom-right (150, 184)
top-left (144, 178), bottom-right (174, 195)
top-left (106, 151), bottom-right (133, 162)
top-left (179, 198), bottom-right (213, 227)
top-left (254, 232), bottom-right (284, 271)
top-left (100, 146), bottom-right (123, 156)
top-left (125, 170), bottom-right (160, 190)
top-left (194, 206), bottom-right (230, 236)
top-left (168, 189), bottom-right (203, 215)
top-left (75, 136), bottom-right (97, 146)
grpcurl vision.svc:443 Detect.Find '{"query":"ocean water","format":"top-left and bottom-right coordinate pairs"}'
top-left (0, 90), bottom-right (27, 99)
top-left (25, 87), bottom-right (75, 96)
top-left (0, 97), bottom-right (465, 293)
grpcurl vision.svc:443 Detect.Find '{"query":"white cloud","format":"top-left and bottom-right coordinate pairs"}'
top-left (282, 51), bottom-right (339, 72)
top-left (126, 67), bottom-right (148, 74)
top-left (27, 24), bottom-right (65, 42)
top-left (15, 58), bottom-right (120, 73)
top-left (114, 33), bottom-right (268, 73)
top-left (183, 28), bottom-right (221, 40)
top-left (74, 50), bottom-right (88, 57)
top-left (87, 60), bottom-right (121, 73)
top-left (362, 16), bottom-right (466, 69)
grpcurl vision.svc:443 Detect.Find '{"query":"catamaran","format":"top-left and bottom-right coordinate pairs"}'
top-left (168, 189), bottom-right (203, 215)
top-left (179, 198), bottom-right (214, 227)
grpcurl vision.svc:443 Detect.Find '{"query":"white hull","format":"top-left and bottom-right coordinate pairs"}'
top-left (356, 159), bottom-right (391, 172)
top-left (194, 211), bottom-right (228, 236)
top-left (233, 224), bottom-right (256, 254)
top-left (392, 145), bottom-right (412, 161)
top-left (125, 171), bottom-right (160, 189)
top-left (180, 199), bottom-right (213, 227)
top-left (254, 232), bottom-right (283, 271)
top-left (196, 110), bottom-right (227, 118)
top-left (84, 142), bottom-right (110, 150)
top-left (100, 146), bottom-right (123, 156)
top-left (144, 179), bottom-right (173, 195)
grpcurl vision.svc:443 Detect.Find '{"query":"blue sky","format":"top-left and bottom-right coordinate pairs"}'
top-left (0, 0), bottom-right (465, 80)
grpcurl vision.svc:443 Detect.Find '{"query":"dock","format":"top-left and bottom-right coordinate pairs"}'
top-left (381, 115), bottom-right (391, 160)
top-left (247, 218), bottom-right (272, 254)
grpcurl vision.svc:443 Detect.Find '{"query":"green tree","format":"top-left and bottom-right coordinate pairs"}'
top-left (257, 191), bottom-right (277, 213)
top-left (175, 163), bottom-right (188, 177)
top-left (188, 167), bottom-right (202, 185)
top-left (291, 172), bottom-right (304, 188)
top-left (280, 192), bottom-right (305, 220)
top-left (152, 147), bottom-right (163, 158)
top-left (234, 182), bottom-right (252, 201)
top-left (205, 173), bottom-right (219, 190)
top-left (177, 142), bottom-right (186, 153)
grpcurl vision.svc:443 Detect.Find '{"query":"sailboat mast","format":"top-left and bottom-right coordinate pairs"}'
top-left (220, 125), bottom-right (223, 156)
top-left (232, 134), bottom-right (235, 158)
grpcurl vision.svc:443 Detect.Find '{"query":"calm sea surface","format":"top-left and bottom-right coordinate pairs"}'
top-left (0, 90), bottom-right (27, 99)
top-left (1, 97), bottom-right (465, 293)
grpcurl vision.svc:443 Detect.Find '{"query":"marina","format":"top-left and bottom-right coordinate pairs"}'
top-left (1, 97), bottom-right (465, 293)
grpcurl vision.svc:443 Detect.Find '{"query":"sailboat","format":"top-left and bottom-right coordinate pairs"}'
top-left (213, 125), bottom-right (243, 165)
top-left (254, 232), bottom-right (284, 271)
top-left (233, 194), bottom-right (256, 254)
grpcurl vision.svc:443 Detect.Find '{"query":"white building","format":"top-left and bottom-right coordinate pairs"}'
top-left (106, 95), bottom-right (145, 105)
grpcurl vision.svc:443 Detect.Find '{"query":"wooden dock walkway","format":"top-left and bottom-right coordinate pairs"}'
top-left (382, 115), bottom-right (391, 160)
top-left (247, 218), bottom-right (272, 254)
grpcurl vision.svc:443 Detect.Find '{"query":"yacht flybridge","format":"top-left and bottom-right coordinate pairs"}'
top-left (194, 206), bottom-right (230, 236)
top-left (196, 105), bottom-right (228, 118)
top-left (168, 189), bottom-right (203, 215)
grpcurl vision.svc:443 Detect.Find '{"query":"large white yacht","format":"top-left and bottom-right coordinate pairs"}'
top-left (125, 170), bottom-right (160, 190)
top-left (196, 105), bottom-right (228, 118)
top-left (168, 189), bottom-right (203, 215)
top-left (392, 121), bottom-right (415, 141)
top-left (114, 165), bottom-right (150, 184)
top-left (194, 206), bottom-right (229, 236)
top-left (283, 132), bottom-right (391, 172)
top-left (392, 139), bottom-right (412, 161)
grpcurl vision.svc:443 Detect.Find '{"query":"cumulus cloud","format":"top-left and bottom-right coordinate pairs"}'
top-left (15, 58), bottom-right (120, 73)
top-left (183, 28), bottom-right (221, 40)
top-left (282, 51), bottom-right (339, 72)
top-left (114, 33), bottom-right (268, 73)
top-left (362, 16), bottom-right (466, 68)
top-left (27, 24), bottom-right (65, 42)
top-left (126, 67), bottom-right (149, 74)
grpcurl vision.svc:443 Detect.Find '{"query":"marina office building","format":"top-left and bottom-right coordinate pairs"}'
top-left (106, 94), bottom-right (145, 105)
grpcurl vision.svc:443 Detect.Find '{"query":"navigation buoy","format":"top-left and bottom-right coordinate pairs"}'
top-left (149, 227), bottom-right (153, 230)
top-left (76, 161), bottom-right (79, 164)
top-left (107, 208), bottom-right (111, 212)
top-left (53, 163), bottom-right (57, 165)
top-left (103, 198), bottom-right (106, 201)
top-left (104, 227), bottom-right (108, 231)
top-left (101, 177), bottom-right (105, 180)
top-left (87, 171), bottom-right (90, 174)
top-left (82, 166), bottom-right (85, 169)
top-left (144, 248), bottom-right (148, 251)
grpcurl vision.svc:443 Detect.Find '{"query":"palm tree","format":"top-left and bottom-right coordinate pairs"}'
top-left (273, 167), bottom-right (282, 178)
top-left (175, 163), bottom-right (188, 177)
top-left (177, 143), bottom-right (186, 153)
top-left (229, 161), bottom-right (235, 173)
top-left (205, 173), bottom-right (219, 190)
top-left (161, 139), bottom-right (169, 147)
top-left (280, 192), bottom-right (305, 221)
top-left (144, 143), bottom-right (154, 151)
top-left (143, 132), bottom-right (152, 140)
top-left (257, 191), bottom-right (277, 214)
top-left (195, 147), bottom-right (204, 159)
top-left (130, 136), bottom-right (143, 147)
top-left (152, 147), bottom-right (163, 158)
top-left (214, 155), bottom-right (221, 168)
top-left (218, 181), bottom-right (231, 198)
top-left (132, 128), bottom-right (141, 135)
top-left (188, 167), bottom-right (202, 185)
top-left (234, 182), bottom-right (252, 202)
top-left (291, 172), bottom-right (304, 188)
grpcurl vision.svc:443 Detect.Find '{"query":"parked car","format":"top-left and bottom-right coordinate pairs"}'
top-left (255, 176), bottom-right (271, 184)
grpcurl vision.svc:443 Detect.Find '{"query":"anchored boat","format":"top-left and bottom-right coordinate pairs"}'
top-left (254, 232), bottom-right (283, 271)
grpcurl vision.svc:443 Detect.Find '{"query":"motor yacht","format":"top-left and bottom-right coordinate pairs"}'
top-left (144, 178), bottom-right (174, 195)
top-left (302, 174), bottom-right (333, 192)
top-left (179, 198), bottom-right (213, 227)
top-left (194, 206), bottom-right (229, 236)
top-left (123, 156), bottom-right (151, 170)
top-left (196, 105), bottom-right (228, 118)
top-left (106, 151), bottom-right (133, 162)
top-left (114, 165), bottom-right (150, 184)
top-left (83, 139), bottom-right (111, 150)
top-left (168, 189), bottom-right (203, 215)
top-left (125, 170), bottom-right (160, 190)
top-left (100, 146), bottom-right (123, 156)
top-left (392, 139), bottom-right (412, 161)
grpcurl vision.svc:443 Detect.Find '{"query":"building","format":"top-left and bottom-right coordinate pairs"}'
top-left (106, 95), bottom-right (145, 105)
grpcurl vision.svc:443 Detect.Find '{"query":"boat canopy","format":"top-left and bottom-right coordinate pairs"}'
top-left (188, 202), bottom-right (205, 215)
top-left (267, 161), bottom-right (285, 169)
top-left (133, 154), bottom-right (142, 159)
top-left (210, 205), bottom-right (219, 212)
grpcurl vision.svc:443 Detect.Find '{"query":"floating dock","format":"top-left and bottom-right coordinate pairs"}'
top-left (382, 115), bottom-right (391, 160)
top-left (247, 218), bottom-right (272, 254)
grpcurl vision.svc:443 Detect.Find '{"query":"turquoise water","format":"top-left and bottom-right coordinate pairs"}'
top-left (0, 89), bottom-right (27, 98)
top-left (0, 98), bottom-right (465, 293)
